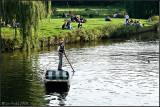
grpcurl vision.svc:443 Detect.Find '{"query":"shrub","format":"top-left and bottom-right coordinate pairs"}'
top-left (85, 8), bottom-right (90, 11)
top-left (118, 8), bottom-right (124, 11)
top-left (151, 15), bottom-right (159, 21)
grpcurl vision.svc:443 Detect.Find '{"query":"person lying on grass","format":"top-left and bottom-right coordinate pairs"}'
top-left (62, 22), bottom-right (67, 29)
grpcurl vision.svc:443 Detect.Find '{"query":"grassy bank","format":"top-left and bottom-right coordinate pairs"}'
top-left (1, 17), bottom-right (157, 38)
top-left (1, 6), bottom-right (159, 51)
top-left (1, 23), bottom-right (158, 51)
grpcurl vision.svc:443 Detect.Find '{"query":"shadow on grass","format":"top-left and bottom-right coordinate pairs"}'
top-left (55, 28), bottom-right (61, 30)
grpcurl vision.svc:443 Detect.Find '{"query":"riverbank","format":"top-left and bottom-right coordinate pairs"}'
top-left (1, 22), bottom-right (159, 52)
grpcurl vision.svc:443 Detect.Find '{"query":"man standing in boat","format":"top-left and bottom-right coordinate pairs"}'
top-left (57, 41), bottom-right (65, 70)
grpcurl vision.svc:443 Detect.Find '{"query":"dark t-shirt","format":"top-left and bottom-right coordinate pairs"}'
top-left (62, 24), bottom-right (67, 29)
top-left (78, 24), bottom-right (82, 29)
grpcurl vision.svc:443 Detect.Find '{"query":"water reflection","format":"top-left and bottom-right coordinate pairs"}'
top-left (1, 51), bottom-right (47, 106)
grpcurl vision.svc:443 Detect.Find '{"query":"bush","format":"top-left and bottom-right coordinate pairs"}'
top-left (85, 8), bottom-right (90, 11)
top-left (118, 8), bottom-right (124, 11)
top-left (151, 15), bottom-right (159, 21)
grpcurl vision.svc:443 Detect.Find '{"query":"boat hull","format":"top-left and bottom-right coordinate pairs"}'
top-left (44, 70), bottom-right (70, 94)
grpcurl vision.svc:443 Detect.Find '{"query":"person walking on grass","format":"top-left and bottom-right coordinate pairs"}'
top-left (57, 41), bottom-right (65, 70)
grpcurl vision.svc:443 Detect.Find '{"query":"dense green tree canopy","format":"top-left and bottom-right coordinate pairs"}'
top-left (1, 1), bottom-right (51, 50)
top-left (125, 1), bottom-right (159, 19)
top-left (51, 1), bottom-right (123, 7)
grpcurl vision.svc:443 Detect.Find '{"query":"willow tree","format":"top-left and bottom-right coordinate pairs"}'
top-left (1, 1), bottom-right (51, 50)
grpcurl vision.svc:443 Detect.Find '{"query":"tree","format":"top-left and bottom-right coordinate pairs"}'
top-left (125, 1), bottom-right (159, 19)
top-left (1, 1), bottom-right (51, 51)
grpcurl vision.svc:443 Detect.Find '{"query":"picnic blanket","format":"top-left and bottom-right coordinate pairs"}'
top-left (45, 70), bottom-right (68, 80)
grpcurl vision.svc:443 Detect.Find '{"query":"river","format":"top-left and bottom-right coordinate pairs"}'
top-left (1, 31), bottom-right (159, 106)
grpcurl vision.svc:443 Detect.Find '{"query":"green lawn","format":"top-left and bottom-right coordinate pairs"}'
top-left (1, 6), bottom-right (158, 39)
top-left (38, 17), bottom-right (156, 38)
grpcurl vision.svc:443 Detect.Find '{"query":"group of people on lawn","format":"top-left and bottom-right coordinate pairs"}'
top-left (62, 21), bottom-right (82, 30)
top-left (105, 13), bottom-right (144, 27)
top-left (123, 13), bottom-right (144, 26)
top-left (61, 10), bottom-right (153, 30)
top-left (62, 14), bottom-right (86, 30)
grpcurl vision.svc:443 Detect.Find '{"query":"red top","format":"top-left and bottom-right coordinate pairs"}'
top-left (69, 11), bottom-right (71, 15)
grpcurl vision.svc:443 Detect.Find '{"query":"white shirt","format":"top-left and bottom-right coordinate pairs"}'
top-left (57, 45), bottom-right (65, 51)
top-left (125, 15), bottom-right (129, 19)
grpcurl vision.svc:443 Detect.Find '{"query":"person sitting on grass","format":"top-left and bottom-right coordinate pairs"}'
top-left (65, 14), bottom-right (67, 17)
top-left (126, 19), bottom-right (134, 25)
top-left (89, 13), bottom-right (94, 18)
top-left (117, 13), bottom-right (120, 18)
top-left (134, 20), bottom-right (137, 25)
top-left (74, 16), bottom-right (80, 22)
top-left (105, 16), bottom-right (108, 21)
top-left (130, 19), bottom-right (133, 23)
top-left (137, 20), bottom-right (143, 26)
top-left (67, 22), bottom-right (73, 30)
top-left (67, 21), bottom-right (71, 26)
top-left (113, 13), bottom-right (116, 18)
top-left (71, 16), bottom-right (75, 22)
top-left (105, 16), bottom-right (112, 21)
top-left (147, 16), bottom-right (152, 22)
top-left (78, 22), bottom-right (82, 29)
top-left (80, 16), bottom-right (87, 23)
top-left (62, 13), bottom-right (66, 18)
top-left (80, 16), bottom-right (84, 21)
top-left (62, 22), bottom-right (67, 29)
